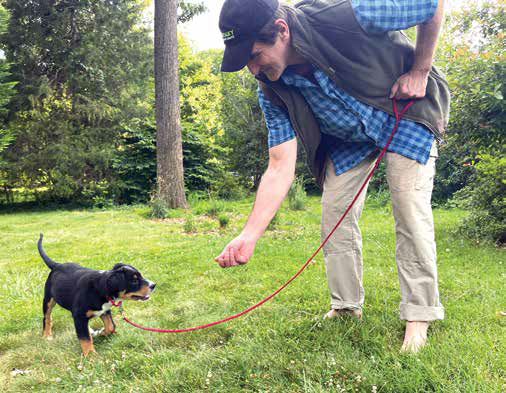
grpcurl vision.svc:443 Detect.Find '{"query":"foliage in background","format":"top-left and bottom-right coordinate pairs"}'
top-left (220, 69), bottom-right (269, 191)
top-left (288, 177), bottom-right (307, 211)
top-left (454, 154), bottom-right (505, 244)
top-left (178, 44), bottom-right (228, 193)
top-left (434, 1), bottom-right (505, 203)
top-left (178, 0), bottom-right (206, 23)
top-left (0, 5), bottom-right (16, 168)
top-left (436, 1), bottom-right (505, 242)
top-left (0, 0), bottom-right (154, 204)
top-left (0, 1), bottom-right (209, 206)
top-left (113, 118), bottom-right (157, 205)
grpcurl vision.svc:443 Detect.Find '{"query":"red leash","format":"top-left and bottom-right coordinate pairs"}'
top-left (112, 99), bottom-right (414, 333)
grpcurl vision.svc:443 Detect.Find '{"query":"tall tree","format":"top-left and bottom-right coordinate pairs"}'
top-left (154, 0), bottom-right (187, 208)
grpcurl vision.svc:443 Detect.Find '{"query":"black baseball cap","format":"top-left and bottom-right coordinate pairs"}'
top-left (219, 0), bottom-right (279, 72)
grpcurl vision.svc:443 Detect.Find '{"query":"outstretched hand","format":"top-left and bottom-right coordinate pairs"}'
top-left (389, 69), bottom-right (429, 100)
top-left (214, 235), bottom-right (256, 268)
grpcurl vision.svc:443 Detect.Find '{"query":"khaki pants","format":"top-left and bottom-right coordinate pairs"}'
top-left (321, 143), bottom-right (444, 321)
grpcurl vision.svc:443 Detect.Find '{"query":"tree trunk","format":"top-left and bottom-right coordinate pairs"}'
top-left (154, 0), bottom-right (187, 208)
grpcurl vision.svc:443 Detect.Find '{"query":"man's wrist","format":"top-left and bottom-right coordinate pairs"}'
top-left (410, 67), bottom-right (430, 75)
top-left (239, 230), bottom-right (261, 243)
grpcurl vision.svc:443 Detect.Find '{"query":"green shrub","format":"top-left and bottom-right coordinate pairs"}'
top-left (214, 172), bottom-right (246, 200)
top-left (454, 154), bottom-right (505, 245)
top-left (150, 196), bottom-right (169, 219)
top-left (81, 180), bottom-right (115, 209)
top-left (218, 214), bottom-right (229, 229)
top-left (366, 188), bottom-right (391, 210)
top-left (206, 198), bottom-right (225, 217)
top-left (184, 215), bottom-right (197, 233)
top-left (288, 177), bottom-right (307, 211)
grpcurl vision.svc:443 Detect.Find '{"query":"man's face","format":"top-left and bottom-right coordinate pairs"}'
top-left (246, 28), bottom-right (290, 81)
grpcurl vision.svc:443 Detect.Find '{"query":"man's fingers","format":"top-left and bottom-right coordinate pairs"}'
top-left (223, 247), bottom-right (234, 267)
top-left (215, 242), bottom-right (250, 268)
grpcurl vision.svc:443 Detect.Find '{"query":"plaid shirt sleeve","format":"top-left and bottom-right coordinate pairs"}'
top-left (257, 89), bottom-right (296, 149)
top-left (351, 0), bottom-right (438, 33)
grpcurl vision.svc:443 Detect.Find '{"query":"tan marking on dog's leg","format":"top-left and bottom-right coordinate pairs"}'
top-left (43, 298), bottom-right (56, 339)
top-left (80, 338), bottom-right (95, 356)
top-left (100, 314), bottom-right (116, 336)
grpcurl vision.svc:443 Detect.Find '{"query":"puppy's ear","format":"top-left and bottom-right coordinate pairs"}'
top-left (106, 270), bottom-right (126, 295)
top-left (112, 263), bottom-right (127, 270)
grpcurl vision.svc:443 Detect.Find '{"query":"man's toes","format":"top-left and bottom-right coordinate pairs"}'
top-left (401, 334), bottom-right (427, 353)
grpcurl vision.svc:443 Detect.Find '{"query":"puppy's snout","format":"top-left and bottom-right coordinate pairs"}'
top-left (148, 281), bottom-right (156, 291)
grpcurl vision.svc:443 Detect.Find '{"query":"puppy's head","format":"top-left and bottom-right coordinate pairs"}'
top-left (107, 263), bottom-right (155, 301)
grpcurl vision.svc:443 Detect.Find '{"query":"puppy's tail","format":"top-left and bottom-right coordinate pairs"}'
top-left (38, 233), bottom-right (58, 270)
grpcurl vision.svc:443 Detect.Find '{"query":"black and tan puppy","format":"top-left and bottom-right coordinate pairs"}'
top-left (38, 234), bottom-right (155, 355)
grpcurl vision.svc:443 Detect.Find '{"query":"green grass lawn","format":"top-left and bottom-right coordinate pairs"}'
top-left (0, 196), bottom-right (504, 392)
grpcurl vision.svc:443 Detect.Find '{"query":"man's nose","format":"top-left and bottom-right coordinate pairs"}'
top-left (247, 61), bottom-right (260, 76)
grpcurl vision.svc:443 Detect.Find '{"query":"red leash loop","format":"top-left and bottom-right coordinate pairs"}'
top-left (117, 99), bottom-right (414, 333)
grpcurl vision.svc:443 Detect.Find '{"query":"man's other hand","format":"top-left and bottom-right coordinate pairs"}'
top-left (389, 69), bottom-right (429, 100)
top-left (214, 235), bottom-right (256, 268)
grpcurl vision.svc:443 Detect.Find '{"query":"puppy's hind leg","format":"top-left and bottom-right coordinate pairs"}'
top-left (73, 315), bottom-right (95, 356)
top-left (42, 285), bottom-right (56, 339)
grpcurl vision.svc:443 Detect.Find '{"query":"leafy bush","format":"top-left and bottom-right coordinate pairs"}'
top-left (366, 188), bottom-right (391, 210)
top-left (150, 196), bottom-right (169, 219)
top-left (184, 215), bottom-right (196, 233)
top-left (214, 171), bottom-right (247, 200)
top-left (454, 154), bottom-right (505, 244)
top-left (206, 198), bottom-right (225, 217)
top-left (433, 1), bottom-right (505, 202)
top-left (81, 180), bottom-right (115, 209)
top-left (218, 214), bottom-right (229, 229)
top-left (288, 177), bottom-right (307, 210)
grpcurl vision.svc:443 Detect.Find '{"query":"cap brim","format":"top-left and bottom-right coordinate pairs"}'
top-left (220, 38), bottom-right (255, 72)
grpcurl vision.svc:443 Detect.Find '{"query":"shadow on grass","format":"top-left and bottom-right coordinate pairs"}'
top-left (0, 200), bottom-right (84, 215)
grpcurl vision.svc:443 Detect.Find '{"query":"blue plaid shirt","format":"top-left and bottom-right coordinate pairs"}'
top-left (258, 0), bottom-right (438, 176)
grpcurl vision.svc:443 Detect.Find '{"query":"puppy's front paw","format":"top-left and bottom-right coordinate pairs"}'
top-left (91, 328), bottom-right (104, 338)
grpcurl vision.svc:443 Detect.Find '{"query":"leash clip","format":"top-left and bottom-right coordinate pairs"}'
top-left (118, 302), bottom-right (126, 318)
top-left (107, 296), bottom-right (126, 318)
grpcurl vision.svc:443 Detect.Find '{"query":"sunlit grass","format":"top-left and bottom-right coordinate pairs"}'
top-left (0, 197), bottom-right (504, 392)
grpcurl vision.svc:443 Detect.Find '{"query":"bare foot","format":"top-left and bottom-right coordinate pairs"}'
top-left (324, 309), bottom-right (362, 320)
top-left (401, 321), bottom-right (429, 353)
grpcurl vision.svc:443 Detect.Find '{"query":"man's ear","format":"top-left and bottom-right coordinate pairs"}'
top-left (275, 19), bottom-right (290, 41)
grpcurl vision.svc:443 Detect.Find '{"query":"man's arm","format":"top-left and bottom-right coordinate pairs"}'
top-left (215, 138), bottom-right (297, 268)
top-left (390, 0), bottom-right (445, 100)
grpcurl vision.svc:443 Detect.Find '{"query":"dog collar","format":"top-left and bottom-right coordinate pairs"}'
top-left (107, 297), bottom-right (122, 307)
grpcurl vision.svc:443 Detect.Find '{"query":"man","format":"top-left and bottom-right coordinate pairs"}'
top-left (215, 0), bottom-right (449, 352)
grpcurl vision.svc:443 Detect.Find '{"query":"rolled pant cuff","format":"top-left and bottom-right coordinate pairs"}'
top-left (399, 303), bottom-right (444, 321)
top-left (331, 302), bottom-right (362, 311)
